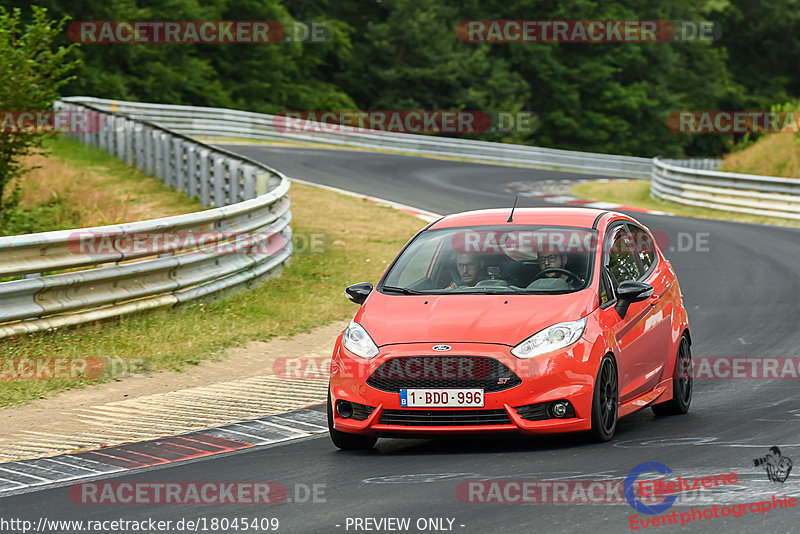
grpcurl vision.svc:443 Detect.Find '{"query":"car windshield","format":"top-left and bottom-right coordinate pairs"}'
top-left (381, 225), bottom-right (597, 294)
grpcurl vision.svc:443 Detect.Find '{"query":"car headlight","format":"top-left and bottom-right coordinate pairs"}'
top-left (342, 321), bottom-right (379, 359)
top-left (510, 317), bottom-right (587, 359)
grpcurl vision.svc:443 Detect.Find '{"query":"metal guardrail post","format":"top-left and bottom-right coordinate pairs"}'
top-left (255, 174), bottom-right (270, 196)
top-left (98, 119), bottom-right (107, 150)
top-left (124, 119), bottom-right (134, 165)
top-left (199, 149), bottom-right (211, 205)
top-left (213, 156), bottom-right (226, 207)
top-left (243, 165), bottom-right (256, 200)
top-left (228, 160), bottom-right (241, 203)
top-left (134, 126), bottom-right (144, 170)
top-left (144, 126), bottom-right (154, 175)
top-left (170, 137), bottom-right (182, 190)
top-left (107, 117), bottom-right (116, 155)
top-left (187, 145), bottom-right (198, 199)
top-left (115, 117), bottom-right (125, 160)
top-left (152, 129), bottom-right (162, 180)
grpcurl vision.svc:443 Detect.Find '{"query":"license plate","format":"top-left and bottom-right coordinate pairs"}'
top-left (400, 388), bottom-right (484, 408)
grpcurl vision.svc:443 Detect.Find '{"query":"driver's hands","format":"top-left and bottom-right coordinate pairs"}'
top-left (446, 282), bottom-right (458, 289)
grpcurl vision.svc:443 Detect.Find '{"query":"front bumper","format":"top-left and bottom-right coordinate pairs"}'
top-left (329, 340), bottom-right (598, 436)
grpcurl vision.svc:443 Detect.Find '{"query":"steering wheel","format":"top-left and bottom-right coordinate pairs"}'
top-left (531, 268), bottom-right (583, 286)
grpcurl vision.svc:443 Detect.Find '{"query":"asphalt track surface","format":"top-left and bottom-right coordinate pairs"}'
top-left (5, 146), bottom-right (800, 534)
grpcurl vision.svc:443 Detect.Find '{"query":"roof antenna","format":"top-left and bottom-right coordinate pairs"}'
top-left (507, 195), bottom-right (519, 223)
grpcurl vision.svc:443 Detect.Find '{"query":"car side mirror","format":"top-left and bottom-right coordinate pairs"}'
top-left (345, 282), bottom-right (373, 305)
top-left (615, 281), bottom-right (653, 318)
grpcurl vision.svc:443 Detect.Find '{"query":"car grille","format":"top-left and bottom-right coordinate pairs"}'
top-left (379, 409), bottom-right (513, 426)
top-left (366, 356), bottom-right (521, 393)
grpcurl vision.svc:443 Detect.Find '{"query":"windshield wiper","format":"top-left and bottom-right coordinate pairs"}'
top-left (381, 285), bottom-right (425, 295)
top-left (452, 286), bottom-right (522, 294)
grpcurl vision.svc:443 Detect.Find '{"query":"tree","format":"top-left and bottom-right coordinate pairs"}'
top-left (322, 0), bottom-right (531, 143)
top-left (0, 6), bottom-right (78, 221)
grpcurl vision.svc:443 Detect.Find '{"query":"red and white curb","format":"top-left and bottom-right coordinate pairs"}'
top-left (505, 179), bottom-right (672, 216)
top-left (0, 407), bottom-right (327, 498)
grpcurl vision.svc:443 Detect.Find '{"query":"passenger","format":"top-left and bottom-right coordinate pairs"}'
top-left (446, 252), bottom-right (487, 289)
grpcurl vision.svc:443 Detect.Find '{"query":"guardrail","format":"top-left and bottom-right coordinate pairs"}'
top-left (652, 157), bottom-right (800, 220)
top-left (61, 97), bottom-right (654, 180)
top-left (0, 101), bottom-right (293, 339)
top-left (62, 97), bottom-right (800, 220)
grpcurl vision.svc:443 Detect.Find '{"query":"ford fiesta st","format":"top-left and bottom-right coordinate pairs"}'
top-left (327, 207), bottom-right (692, 449)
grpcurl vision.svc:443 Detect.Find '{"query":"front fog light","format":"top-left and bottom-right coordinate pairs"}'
top-left (551, 402), bottom-right (568, 418)
top-left (336, 400), bottom-right (354, 418)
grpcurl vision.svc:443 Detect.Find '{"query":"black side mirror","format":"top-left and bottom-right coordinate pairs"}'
top-left (615, 281), bottom-right (654, 318)
top-left (345, 282), bottom-right (373, 305)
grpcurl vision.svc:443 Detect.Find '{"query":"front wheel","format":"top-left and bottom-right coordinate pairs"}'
top-left (588, 355), bottom-right (618, 442)
top-left (652, 336), bottom-right (692, 416)
top-left (327, 389), bottom-right (377, 450)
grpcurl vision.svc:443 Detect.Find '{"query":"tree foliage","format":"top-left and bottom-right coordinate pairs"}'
top-left (4, 0), bottom-right (799, 162)
top-left (0, 6), bottom-right (78, 221)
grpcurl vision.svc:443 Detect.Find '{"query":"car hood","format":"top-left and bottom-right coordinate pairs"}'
top-left (356, 291), bottom-right (597, 347)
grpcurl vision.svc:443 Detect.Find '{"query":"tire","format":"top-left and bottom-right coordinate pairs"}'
top-left (652, 336), bottom-right (693, 416)
top-left (588, 355), bottom-right (618, 442)
top-left (327, 389), bottom-right (377, 450)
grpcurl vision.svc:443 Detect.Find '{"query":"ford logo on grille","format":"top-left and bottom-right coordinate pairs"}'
top-left (432, 345), bottom-right (451, 351)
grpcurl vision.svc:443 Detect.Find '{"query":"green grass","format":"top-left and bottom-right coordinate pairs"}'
top-left (42, 136), bottom-right (205, 215)
top-left (1, 136), bottom-right (202, 237)
top-left (571, 180), bottom-right (800, 227)
top-left (718, 133), bottom-right (800, 178)
top-left (0, 194), bottom-right (85, 236)
top-left (0, 178), bottom-right (426, 407)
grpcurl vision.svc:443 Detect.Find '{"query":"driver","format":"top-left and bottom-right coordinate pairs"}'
top-left (446, 252), bottom-right (487, 289)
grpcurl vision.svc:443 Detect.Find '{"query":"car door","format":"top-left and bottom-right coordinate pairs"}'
top-left (626, 222), bottom-right (675, 388)
top-left (596, 223), bottom-right (667, 402)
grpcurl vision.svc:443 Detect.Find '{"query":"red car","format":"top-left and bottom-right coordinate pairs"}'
top-left (328, 207), bottom-right (692, 449)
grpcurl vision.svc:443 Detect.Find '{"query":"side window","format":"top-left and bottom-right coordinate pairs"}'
top-left (604, 226), bottom-right (641, 289)
top-left (628, 224), bottom-right (656, 274)
top-left (599, 269), bottom-right (610, 306)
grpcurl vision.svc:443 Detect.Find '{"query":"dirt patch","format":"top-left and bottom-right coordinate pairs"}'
top-left (0, 320), bottom-right (346, 453)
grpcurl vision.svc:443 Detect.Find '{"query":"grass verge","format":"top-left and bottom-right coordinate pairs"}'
top-left (571, 180), bottom-right (800, 227)
top-left (1, 136), bottom-right (202, 237)
top-left (718, 134), bottom-right (800, 178)
top-left (0, 176), bottom-right (427, 407)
